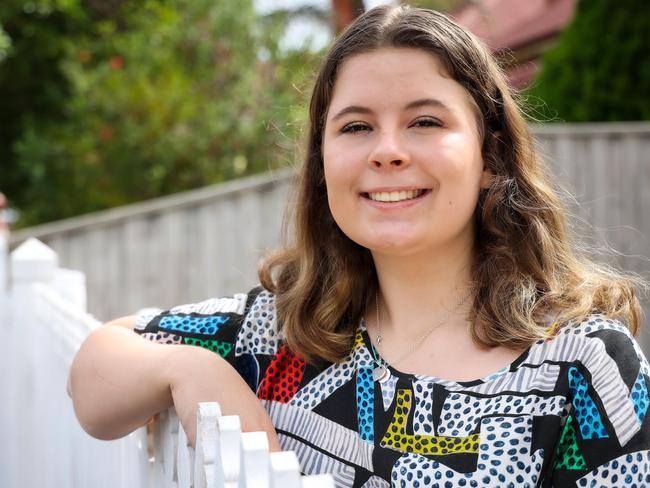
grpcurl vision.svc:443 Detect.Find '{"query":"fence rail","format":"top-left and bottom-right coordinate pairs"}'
top-left (0, 236), bottom-right (333, 487)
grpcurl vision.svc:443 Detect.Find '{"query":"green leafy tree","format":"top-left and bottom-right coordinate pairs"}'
top-left (0, 0), bottom-right (91, 222)
top-left (1, 0), bottom-right (320, 227)
top-left (528, 0), bottom-right (650, 122)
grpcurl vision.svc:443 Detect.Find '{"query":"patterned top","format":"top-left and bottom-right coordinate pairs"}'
top-left (135, 287), bottom-right (650, 487)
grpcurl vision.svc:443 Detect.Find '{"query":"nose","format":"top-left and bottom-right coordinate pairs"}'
top-left (368, 130), bottom-right (410, 169)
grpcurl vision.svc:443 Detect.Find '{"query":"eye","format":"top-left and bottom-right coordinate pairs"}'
top-left (411, 117), bottom-right (442, 128)
top-left (341, 122), bottom-right (371, 134)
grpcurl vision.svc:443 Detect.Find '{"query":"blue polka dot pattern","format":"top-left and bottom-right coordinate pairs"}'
top-left (290, 346), bottom-right (359, 409)
top-left (568, 367), bottom-right (608, 439)
top-left (159, 314), bottom-right (228, 335)
top-left (391, 416), bottom-right (544, 487)
top-left (413, 381), bottom-right (435, 435)
top-left (291, 329), bottom-right (374, 410)
top-left (577, 450), bottom-right (650, 487)
top-left (357, 366), bottom-right (374, 442)
top-left (631, 371), bottom-right (649, 425)
top-left (438, 392), bottom-right (565, 436)
top-left (236, 290), bottom-right (281, 356)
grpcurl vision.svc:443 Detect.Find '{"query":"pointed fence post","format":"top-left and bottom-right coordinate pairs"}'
top-left (178, 420), bottom-right (195, 488)
top-left (154, 402), bottom-right (337, 488)
top-left (270, 451), bottom-right (302, 488)
top-left (0, 199), bottom-right (10, 488)
top-left (165, 408), bottom-right (181, 485)
top-left (217, 415), bottom-right (242, 486)
top-left (8, 238), bottom-right (59, 488)
top-left (195, 402), bottom-right (224, 488)
top-left (238, 431), bottom-right (270, 488)
top-left (2, 234), bottom-right (152, 488)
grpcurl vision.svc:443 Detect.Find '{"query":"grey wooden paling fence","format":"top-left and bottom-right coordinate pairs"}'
top-left (10, 169), bottom-right (293, 320)
top-left (8, 122), bottom-right (650, 348)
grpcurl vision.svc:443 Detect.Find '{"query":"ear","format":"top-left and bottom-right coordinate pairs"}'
top-left (479, 167), bottom-right (493, 190)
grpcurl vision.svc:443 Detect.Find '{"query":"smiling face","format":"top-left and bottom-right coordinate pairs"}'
top-left (322, 47), bottom-right (490, 259)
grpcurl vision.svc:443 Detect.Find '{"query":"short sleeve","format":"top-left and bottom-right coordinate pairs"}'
top-left (550, 317), bottom-right (650, 487)
top-left (134, 286), bottom-right (275, 392)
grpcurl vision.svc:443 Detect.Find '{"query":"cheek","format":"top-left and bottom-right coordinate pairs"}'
top-left (323, 140), bottom-right (348, 222)
top-left (323, 144), bottom-right (356, 194)
top-left (427, 135), bottom-right (483, 181)
top-left (438, 132), bottom-right (481, 161)
top-left (323, 157), bottom-right (347, 222)
top-left (322, 141), bottom-right (336, 183)
top-left (323, 167), bottom-right (362, 241)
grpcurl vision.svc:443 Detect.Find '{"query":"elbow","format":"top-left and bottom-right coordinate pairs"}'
top-left (68, 320), bottom-right (162, 441)
top-left (68, 383), bottom-right (117, 440)
top-left (70, 391), bottom-right (142, 441)
top-left (68, 339), bottom-right (122, 440)
top-left (77, 417), bottom-right (118, 441)
top-left (77, 414), bottom-right (135, 441)
top-left (82, 419), bottom-right (135, 441)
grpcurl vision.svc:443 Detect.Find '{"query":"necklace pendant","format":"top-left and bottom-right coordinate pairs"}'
top-left (372, 364), bottom-right (390, 383)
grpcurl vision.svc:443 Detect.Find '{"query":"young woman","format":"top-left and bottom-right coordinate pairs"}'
top-left (69, 5), bottom-right (649, 487)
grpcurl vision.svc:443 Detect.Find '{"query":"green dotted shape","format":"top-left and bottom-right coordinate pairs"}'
top-left (183, 337), bottom-right (234, 358)
top-left (554, 416), bottom-right (587, 471)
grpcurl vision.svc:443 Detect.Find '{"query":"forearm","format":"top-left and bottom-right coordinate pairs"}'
top-left (69, 323), bottom-right (178, 440)
top-left (70, 317), bottom-right (281, 450)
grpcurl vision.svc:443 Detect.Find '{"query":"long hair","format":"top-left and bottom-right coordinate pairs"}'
top-left (259, 5), bottom-right (644, 363)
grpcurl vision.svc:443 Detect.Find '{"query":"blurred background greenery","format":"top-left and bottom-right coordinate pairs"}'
top-left (527, 0), bottom-right (650, 122)
top-left (0, 0), bottom-right (648, 228)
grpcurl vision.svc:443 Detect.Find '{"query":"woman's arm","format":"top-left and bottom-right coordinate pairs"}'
top-left (68, 316), bottom-right (281, 449)
top-left (69, 316), bottom-right (173, 439)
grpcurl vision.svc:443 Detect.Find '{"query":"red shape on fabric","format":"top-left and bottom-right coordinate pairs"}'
top-left (257, 344), bottom-right (306, 403)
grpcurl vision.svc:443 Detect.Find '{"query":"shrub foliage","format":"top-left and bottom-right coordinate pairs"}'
top-left (529, 0), bottom-right (650, 122)
top-left (0, 0), bottom-right (320, 226)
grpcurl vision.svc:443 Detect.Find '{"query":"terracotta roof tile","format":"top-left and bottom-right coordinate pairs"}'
top-left (453, 0), bottom-right (576, 52)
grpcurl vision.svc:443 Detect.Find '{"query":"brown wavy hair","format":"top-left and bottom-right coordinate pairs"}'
top-left (258, 5), bottom-right (645, 364)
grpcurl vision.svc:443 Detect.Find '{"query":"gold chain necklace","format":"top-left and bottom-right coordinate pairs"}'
top-left (371, 289), bottom-right (474, 383)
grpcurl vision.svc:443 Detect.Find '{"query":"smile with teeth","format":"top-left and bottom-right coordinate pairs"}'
top-left (364, 189), bottom-right (429, 202)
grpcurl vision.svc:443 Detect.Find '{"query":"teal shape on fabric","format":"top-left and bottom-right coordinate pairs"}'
top-left (182, 337), bottom-right (233, 358)
top-left (159, 314), bottom-right (228, 336)
top-left (568, 367), bottom-right (608, 439)
top-left (356, 366), bottom-right (374, 442)
top-left (631, 370), bottom-right (649, 424)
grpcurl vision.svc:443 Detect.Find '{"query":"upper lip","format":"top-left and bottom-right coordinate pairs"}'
top-left (360, 186), bottom-right (430, 193)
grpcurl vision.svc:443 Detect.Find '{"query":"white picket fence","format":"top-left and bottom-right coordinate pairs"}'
top-left (0, 233), bottom-right (333, 488)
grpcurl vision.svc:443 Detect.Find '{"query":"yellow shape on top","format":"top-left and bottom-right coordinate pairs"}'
top-left (380, 389), bottom-right (479, 455)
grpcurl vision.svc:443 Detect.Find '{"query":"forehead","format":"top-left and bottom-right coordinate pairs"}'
top-left (327, 47), bottom-right (479, 121)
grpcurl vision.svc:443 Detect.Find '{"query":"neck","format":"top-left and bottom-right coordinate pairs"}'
top-left (371, 239), bottom-right (475, 340)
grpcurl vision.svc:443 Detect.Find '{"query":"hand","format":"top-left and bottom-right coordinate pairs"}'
top-left (165, 345), bottom-right (282, 451)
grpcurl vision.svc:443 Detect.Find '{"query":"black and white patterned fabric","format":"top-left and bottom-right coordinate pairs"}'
top-left (136, 286), bottom-right (650, 487)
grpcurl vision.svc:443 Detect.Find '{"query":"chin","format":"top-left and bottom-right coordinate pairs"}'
top-left (361, 236), bottom-right (423, 257)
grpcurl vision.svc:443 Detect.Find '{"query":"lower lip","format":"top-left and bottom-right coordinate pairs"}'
top-left (361, 190), bottom-right (432, 210)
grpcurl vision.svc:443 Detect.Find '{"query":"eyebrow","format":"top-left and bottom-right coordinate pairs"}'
top-left (329, 98), bottom-right (452, 122)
